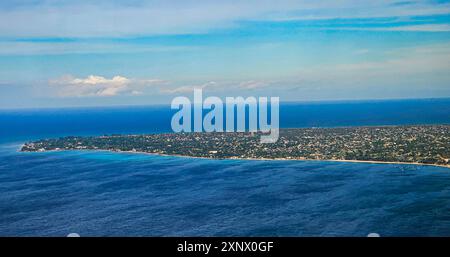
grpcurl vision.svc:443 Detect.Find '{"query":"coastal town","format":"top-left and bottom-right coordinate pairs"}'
top-left (21, 125), bottom-right (449, 167)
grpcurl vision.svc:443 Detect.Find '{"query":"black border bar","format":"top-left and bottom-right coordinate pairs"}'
top-left (1, 237), bottom-right (449, 256)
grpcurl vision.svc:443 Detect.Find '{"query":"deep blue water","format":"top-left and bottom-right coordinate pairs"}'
top-left (1, 98), bottom-right (449, 142)
top-left (0, 99), bottom-right (449, 236)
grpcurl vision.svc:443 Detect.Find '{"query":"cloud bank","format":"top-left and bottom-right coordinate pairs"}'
top-left (0, 0), bottom-right (449, 37)
top-left (50, 75), bottom-right (165, 97)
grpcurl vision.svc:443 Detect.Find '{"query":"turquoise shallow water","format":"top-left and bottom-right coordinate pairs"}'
top-left (0, 99), bottom-right (449, 236)
top-left (1, 142), bottom-right (450, 236)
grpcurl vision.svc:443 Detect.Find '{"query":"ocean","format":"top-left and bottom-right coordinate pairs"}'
top-left (0, 98), bottom-right (449, 236)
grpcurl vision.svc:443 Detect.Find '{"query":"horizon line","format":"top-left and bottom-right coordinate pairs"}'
top-left (0, 96), bottom-right (449, 111)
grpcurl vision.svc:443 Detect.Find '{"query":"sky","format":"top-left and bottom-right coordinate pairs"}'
top-left (0, 0), bottom-right (449, 108)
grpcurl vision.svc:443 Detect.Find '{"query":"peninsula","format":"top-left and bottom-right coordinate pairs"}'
top-left (21, 125), bottom-right (449, 167)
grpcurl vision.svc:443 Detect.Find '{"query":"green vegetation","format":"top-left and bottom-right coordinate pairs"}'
top-left (21, 125), bottom-right (449, 166)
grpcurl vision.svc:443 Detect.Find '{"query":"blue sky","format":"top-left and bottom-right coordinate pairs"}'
top-left (0, 0), bottom-right (449, 108)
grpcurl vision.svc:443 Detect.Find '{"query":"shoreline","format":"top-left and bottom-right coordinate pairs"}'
top-left (123, 150), bottom-right (450, 168)
top-left (20, 146), bottom-right (450, 169)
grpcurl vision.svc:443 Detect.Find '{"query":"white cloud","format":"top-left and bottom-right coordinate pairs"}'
top-left (49, 75), bottom-right (271, 97)
top-left (0, 0), bottom-right (448, 37)
top-left (270, 1), bottom-right (450, 21)
top-left (238, 80), bottom-right (269, 90)
top-left (0, 41), bottom-right (195, 55)
top-left (50, 75), bottom-right (165, 97)
top-left (377, 24), bottom-right (450, 32)
top-left (332, 24), bottom-right (450, 32)
top-left (160, 81), bottom-right (218, 94)
top-left (160, 79), bottom-right (270, 95)
top-left (70, 75), bottom-right (129, 86)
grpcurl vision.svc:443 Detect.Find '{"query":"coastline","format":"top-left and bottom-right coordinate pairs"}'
top-left (119, 150), bottom-right (450, 169)
top-left (20, 146), bottom-right (450, 169)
